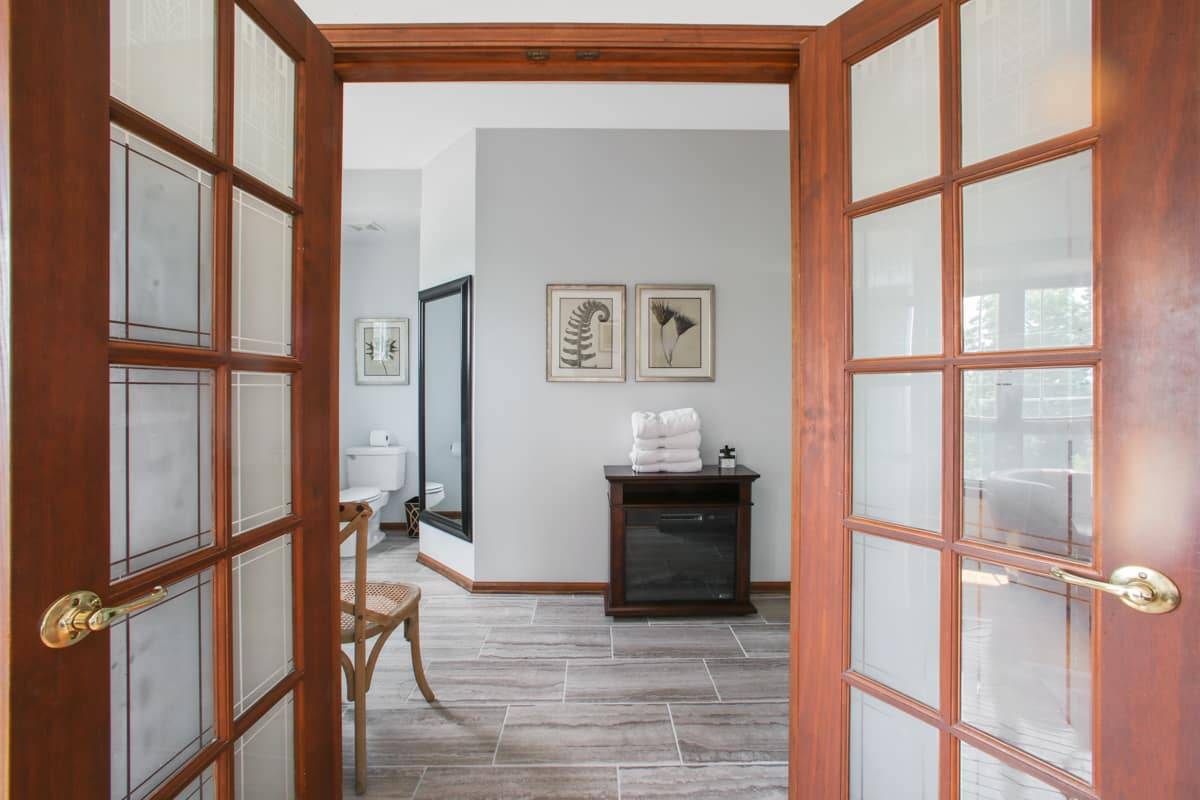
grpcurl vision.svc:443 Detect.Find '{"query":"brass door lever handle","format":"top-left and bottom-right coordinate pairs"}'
top-left (1049, 565), bottom-right (1180, 614)
top-left (40, 586), bottom-right (168, 648)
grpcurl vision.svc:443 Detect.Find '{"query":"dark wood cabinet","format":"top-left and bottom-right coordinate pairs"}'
top-left (604, 465), bottom-right (759, 617)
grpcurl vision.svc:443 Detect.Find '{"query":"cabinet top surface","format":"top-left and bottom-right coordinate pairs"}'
top-left (604, 465), bottom-right (760, 481)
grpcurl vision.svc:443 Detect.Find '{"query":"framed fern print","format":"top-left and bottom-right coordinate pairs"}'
top-left (546, 284), bottom-right (626, 382)
top-left (356, 317), bottom-right (410, 385)
top-left (635, 284), bottom-right (715, 381)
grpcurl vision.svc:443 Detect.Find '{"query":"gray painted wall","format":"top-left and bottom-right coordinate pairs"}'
top-left (339, 170), bottom-right (422, 522)
top-left (472, 129), bottom-right (792, 582)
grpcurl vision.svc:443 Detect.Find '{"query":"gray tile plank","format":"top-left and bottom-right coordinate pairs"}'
top-left (619, 764), bottom-right (788, 799)
top-left (414, 767), bottom-right (619, 799)
top-left (704, 658), bottom-right (788, 701)
top-left (565, 659), bottom-right (718, 703)
top-left (611, 625), bottom-right (745, 659)
top-left (416, 659), bottom-right (566, 704)
top-left (343, 766), bottom-right (426, 799)
top-left (496, 704), bottom-right (679, 765)
top-left (751, 595), bottom-right (790, 624)
top-left (670, 702), bottom-right (788, 763)
top-left (730, 624), bottom-right (790, 657)
top-left (420, 596), bottom-right (537, 626)
top-left (347, 706), bottom-right (508, 767)
top-left (533, 597), bottom-right (646, 626)
top-left (480, 626), bottom-right (612, 659)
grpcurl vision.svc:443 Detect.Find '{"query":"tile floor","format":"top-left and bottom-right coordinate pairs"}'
top-left (341, 536), bottom-right (790, 799)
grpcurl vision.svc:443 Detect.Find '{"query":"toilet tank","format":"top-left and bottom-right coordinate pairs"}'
top-left (346, 446), bottom-right (406, 491)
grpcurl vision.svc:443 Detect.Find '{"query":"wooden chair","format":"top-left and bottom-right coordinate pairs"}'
top-left (339, 502), bottom-right (436, 795)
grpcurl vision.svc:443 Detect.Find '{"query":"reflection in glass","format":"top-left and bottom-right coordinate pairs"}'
top-left (423, 290), bottom-right (464, 519)
top-left (852, 195), bottom-right (943, 358)
top-left (110, 126), bottom-right (214, 348)
top-left (850, 688), bottom-right (939, 800)
top-left (852, 372), bottom-right (942, 532)
top-left (963, 368), bottom-right (1093, 562)
top-left (962, 152), bottom-right (1093, 352)
top-left (961, 0), bottom-right (1092, 165)
top-left (851, 19), bottom-right (941, 200)
top-left (110, 367), bottom-right (215, 580)
top-left (111, 570), bottom-right (215, 800)
top-left (851, 532), bottom-right (940, 707)
top-left (111, 0), bottom-right (216, 150)
top-left (961, 560), bottom-right (1092, 781)
top-left (960, 742), bottom-right (1066, 800)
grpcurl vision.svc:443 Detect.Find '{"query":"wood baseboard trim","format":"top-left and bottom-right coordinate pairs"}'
top-left (414, 552), bottom-right (606, 594)
top-left (472, 581), bottom-right (606, 595)
top-left (415, 552), bottom-right (473, 591)
top-left (380, 522), bottom-right (408, 532)
top-left (414, 552), bottom-right (788, 596)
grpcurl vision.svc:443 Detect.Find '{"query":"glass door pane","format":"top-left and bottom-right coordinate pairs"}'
top-left (234, 7), bottom-right (296, 196)
top-left (849, 688), bottom-right (939, 800)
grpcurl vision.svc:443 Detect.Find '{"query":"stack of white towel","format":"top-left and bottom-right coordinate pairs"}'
top-left (630, 408), bottom-right (703, 473)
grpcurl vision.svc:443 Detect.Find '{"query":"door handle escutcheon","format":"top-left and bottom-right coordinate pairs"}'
top-left (39, 586), bottom-right (168, 648)
top-left (1049, 565), bottom-right (1180, 614)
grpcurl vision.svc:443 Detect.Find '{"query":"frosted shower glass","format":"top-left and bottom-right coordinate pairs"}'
top-left (111, 0), bottom-right (216, 150)
top-left (852, 194), bottom-right (943, 358)
top-left (851, 20), bottom-right (941, 200)
top-left (961, 0), bottom-right (1092, 165)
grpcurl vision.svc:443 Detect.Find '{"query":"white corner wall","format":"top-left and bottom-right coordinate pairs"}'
top-left (472, 129), bottom-right (793, 583)
top-left (417, 130), bottom-right (478, 578)
top-left (339, 169), bottom-right (422, 522)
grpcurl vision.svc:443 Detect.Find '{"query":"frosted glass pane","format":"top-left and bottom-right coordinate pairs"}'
top-left (851, 20), bottom-right (940, 200)
top-left (233, 534), bottom-right (295, 716)
top-left (111, 126), bottom-right (214, 348)
top-left (961, 560), bottom-right (1092, 781)
top-left (232, 372), bottom-right (293, 534)
top-left (235, 693), bottom-right (295, 799)
top-left (851, 532), bottom-right (940, 707)
top-left (235, 7), bottom-right (296, 195)
top-left (961, 0), bottom-right (1092, 165)
top-left (171, 767), bottom-right (216, 800)
top-left (960, 743), bottom-right (1066, 800)
top-left (233, 190), bottom-right (293, 355)
top-left (111, 0), bottom-right (216, 150)
top-left (852, 372), bottom-right (942, 531)
top-left (962, 151), bottom-right (1093, 352)
top-left (850, 688), bottom-right (938, 800)
top-left (110, 367), bottom-right (214, 580)
top-left (852, 195), bottom-right (943, 358)
top-left (111, 570), bottom-right (215, 800)
top-left (963, 368), bottom-right (1094, 562)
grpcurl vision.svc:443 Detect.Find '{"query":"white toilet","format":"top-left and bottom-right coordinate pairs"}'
top-left (424, 481), bottom-right (446, 510)
top-left (340, 445), bottom-right (406, 558)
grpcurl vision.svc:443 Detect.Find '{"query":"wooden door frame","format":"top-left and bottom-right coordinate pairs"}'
top-left (1, 0), bottom-right (342, 798)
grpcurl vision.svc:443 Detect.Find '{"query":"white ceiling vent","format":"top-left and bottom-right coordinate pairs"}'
top-left (344, 221), bottom-right (388, 233)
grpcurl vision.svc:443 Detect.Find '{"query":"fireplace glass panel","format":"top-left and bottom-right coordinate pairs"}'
top-left (624, 508), bottom-right (737, 603)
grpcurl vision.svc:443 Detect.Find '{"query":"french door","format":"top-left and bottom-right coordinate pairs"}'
top-left (792, 0), bottom-right (1198, 798)
top-left (5, 1), bottom-right (342, 797)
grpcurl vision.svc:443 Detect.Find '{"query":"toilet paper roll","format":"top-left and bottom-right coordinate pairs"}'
top-left (369, 430), bottom-right (390, 447)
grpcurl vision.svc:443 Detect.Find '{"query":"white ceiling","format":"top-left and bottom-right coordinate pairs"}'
top-left (299, 0), bottom-right (859, 26)
top-left (342, 82), bottom-right (790, 170)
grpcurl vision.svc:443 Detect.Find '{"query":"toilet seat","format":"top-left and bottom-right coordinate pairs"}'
top-left (340, 486), bottom-right (383, 505)
top-left (425, 482), bottom-right (443, 494)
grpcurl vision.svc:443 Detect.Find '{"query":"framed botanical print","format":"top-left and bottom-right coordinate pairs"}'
top-left (356, 317), bottom-right (410, 384)
top-left (546, 284), bottom-right (626, 382)
top-left (635, 284), bottom-right (715, 381)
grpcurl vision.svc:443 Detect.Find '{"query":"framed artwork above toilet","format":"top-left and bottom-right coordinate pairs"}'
top-left (356, 317), bottom-right (410, 384)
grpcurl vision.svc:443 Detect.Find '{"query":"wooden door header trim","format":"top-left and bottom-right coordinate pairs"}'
top-left (320, 23), bottom-right (813, 83)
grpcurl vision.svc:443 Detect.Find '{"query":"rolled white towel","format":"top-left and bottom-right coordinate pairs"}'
top-left (630, 448), bottom-right (701, 466)
top-left (632, 459), bottom-right (704, 474)
top-left (633, 431), bottom-right (702, 452)
top-left (631, 408), bottom-right (701, 440)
